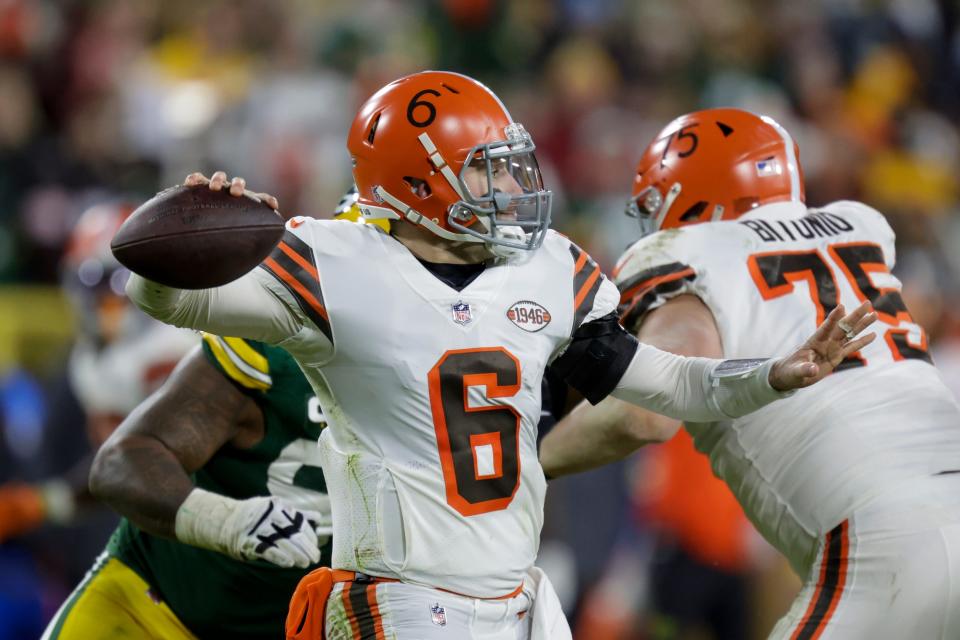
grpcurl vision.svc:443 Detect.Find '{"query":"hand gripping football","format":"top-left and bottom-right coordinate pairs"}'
top-left (110, 185), bottom-right (284, 289)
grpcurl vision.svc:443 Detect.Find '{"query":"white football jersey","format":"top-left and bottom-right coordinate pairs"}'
top-left (69, 320), bottom-right (196, 417)
top-left (615, 200), bottom-right (960, 574)
top-left (255, 219), bottom-right (618, 597)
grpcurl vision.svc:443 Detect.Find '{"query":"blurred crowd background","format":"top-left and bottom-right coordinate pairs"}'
top-left (1, 0), bottom-right (959, 638)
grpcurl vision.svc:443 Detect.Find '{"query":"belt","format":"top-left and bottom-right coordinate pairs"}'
top-left (333, 570), bottom-right (524, 600)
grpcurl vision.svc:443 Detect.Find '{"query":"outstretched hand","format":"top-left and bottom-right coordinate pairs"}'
top-left (769, 300), bottom-right (877, 391)
top-left (185, 171), bottom-right (280, 211)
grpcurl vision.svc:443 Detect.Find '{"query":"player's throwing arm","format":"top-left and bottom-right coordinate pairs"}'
top-left (608, 300), bottom-right (876, 420)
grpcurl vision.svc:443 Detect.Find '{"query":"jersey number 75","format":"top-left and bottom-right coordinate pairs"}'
top-left (748, 242), bottom-right (931, 367)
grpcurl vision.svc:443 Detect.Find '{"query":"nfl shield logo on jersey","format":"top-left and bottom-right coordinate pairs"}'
top-left (430, 603), bottom-right (447, 626)
top-left (451, 301), bottom-right (473, 326)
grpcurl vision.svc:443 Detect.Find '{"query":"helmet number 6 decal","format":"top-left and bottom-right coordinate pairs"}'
top-left (407, 89), bottom-right (441, 128)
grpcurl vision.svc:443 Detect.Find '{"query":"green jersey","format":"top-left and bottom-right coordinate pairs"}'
top-left (107, 335), bottom-right (331, 640)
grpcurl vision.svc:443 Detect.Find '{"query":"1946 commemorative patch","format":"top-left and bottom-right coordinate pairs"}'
top-left (506, 300), bottom-right (551, 332)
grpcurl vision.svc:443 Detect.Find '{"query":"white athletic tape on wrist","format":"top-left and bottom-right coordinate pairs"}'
top-left (174, 487), bottom-right (239, 554)
top-left (706, 358), bottom-right (794, 419)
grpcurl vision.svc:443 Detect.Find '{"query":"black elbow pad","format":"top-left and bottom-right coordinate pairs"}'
top-left (551, 313), bottom-right (639, 405)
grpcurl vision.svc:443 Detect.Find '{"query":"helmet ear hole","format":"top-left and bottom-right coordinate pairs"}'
top-left (679, 201), bottom-right (708, 222)
top-left (403, 176), bottom-right (432, 199)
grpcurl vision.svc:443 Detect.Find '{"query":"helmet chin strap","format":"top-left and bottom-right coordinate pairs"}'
top-left (369, 185), bottom-right (482, 244)
top-left (655, 183), bottom-right (683, 231)
top-left (358, 201), bottom-right (400, 221)
top-left (490, 226), bottom-right (526, 257)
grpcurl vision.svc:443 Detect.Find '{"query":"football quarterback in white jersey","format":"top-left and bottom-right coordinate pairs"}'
top-left (122, 75), bottom-right (873, 640)
top-left (540, 108), bottom-right (960, 639)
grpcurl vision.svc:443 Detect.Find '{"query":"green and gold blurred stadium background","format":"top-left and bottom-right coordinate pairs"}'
top-left (1, 1), bottom-right (959, 638)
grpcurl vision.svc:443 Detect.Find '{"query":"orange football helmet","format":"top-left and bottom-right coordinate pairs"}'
top-left (62, 202), bottom-right (135, 296)
top-left (627, 108), bottom-right (805, 236)
top-left (347, 70), bottom-right (551, 255)
top-left (61, 202), bottom-right (137, 344)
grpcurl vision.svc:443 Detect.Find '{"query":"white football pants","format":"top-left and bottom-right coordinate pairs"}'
top-left (324, 567), bottom-right (570, 640)
top-left (769, 473), bottom-right (960, 639)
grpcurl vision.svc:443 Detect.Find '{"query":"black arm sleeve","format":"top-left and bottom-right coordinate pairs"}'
top-left (550, 312), bottom-right (639, 405)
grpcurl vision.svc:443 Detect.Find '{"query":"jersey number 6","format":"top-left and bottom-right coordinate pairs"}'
top-left (428, 348), bottom-right (522, 517)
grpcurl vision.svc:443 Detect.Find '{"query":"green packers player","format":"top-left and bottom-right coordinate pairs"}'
top-left (330, 185), bottom-right (389, 231)
top-left (41, 194), bottom-right (372, 640)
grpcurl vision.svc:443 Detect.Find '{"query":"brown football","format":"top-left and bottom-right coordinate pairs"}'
top-left (111, 185), bottom-right (284, 289)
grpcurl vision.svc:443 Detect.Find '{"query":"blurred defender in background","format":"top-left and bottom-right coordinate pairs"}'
top-left (572, 430), bottom-right (780, 640)
top-left (0, 203), bottom-right (194, 545)
top-left (0, 202), bottom-right (194, 640)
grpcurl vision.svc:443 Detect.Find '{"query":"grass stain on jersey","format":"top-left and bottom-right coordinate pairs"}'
top-left (346, 452), bottom-right (376, 570)
top-left (646, 227), bottom-right (681, 251)
top-left (633, 228), bottom-right (683, 270)
top-left (355, 546), bottom-right (379, 570)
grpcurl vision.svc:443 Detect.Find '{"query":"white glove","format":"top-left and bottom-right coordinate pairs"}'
top-left (174, 488), bottom-right (325, 568)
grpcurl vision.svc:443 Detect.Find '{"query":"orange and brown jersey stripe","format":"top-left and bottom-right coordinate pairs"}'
top-left (569, 244), bottom-right (605, 329)
top-left (260, 231), bottom-right (333, 343)
top-left (791, 520), bottom-right (850, 640)
top-left (342, 581), bottom-right (386, 639)
top-left (617, 262), bottom-right (696, 331)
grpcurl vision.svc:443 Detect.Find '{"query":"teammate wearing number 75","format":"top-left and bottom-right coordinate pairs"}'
top-left (122, 73), bottom-right (873, 640)
top-left (539, 108), bottom-right (960, 639)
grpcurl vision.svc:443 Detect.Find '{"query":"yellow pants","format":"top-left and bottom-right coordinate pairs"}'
top-left (41, 553), bottom-right (197, 639)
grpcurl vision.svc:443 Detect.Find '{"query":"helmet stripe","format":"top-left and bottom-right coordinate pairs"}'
top-left (760, 115), bottom-right (801, 202)
top-left (417, 132), bottom-right (468, 200)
